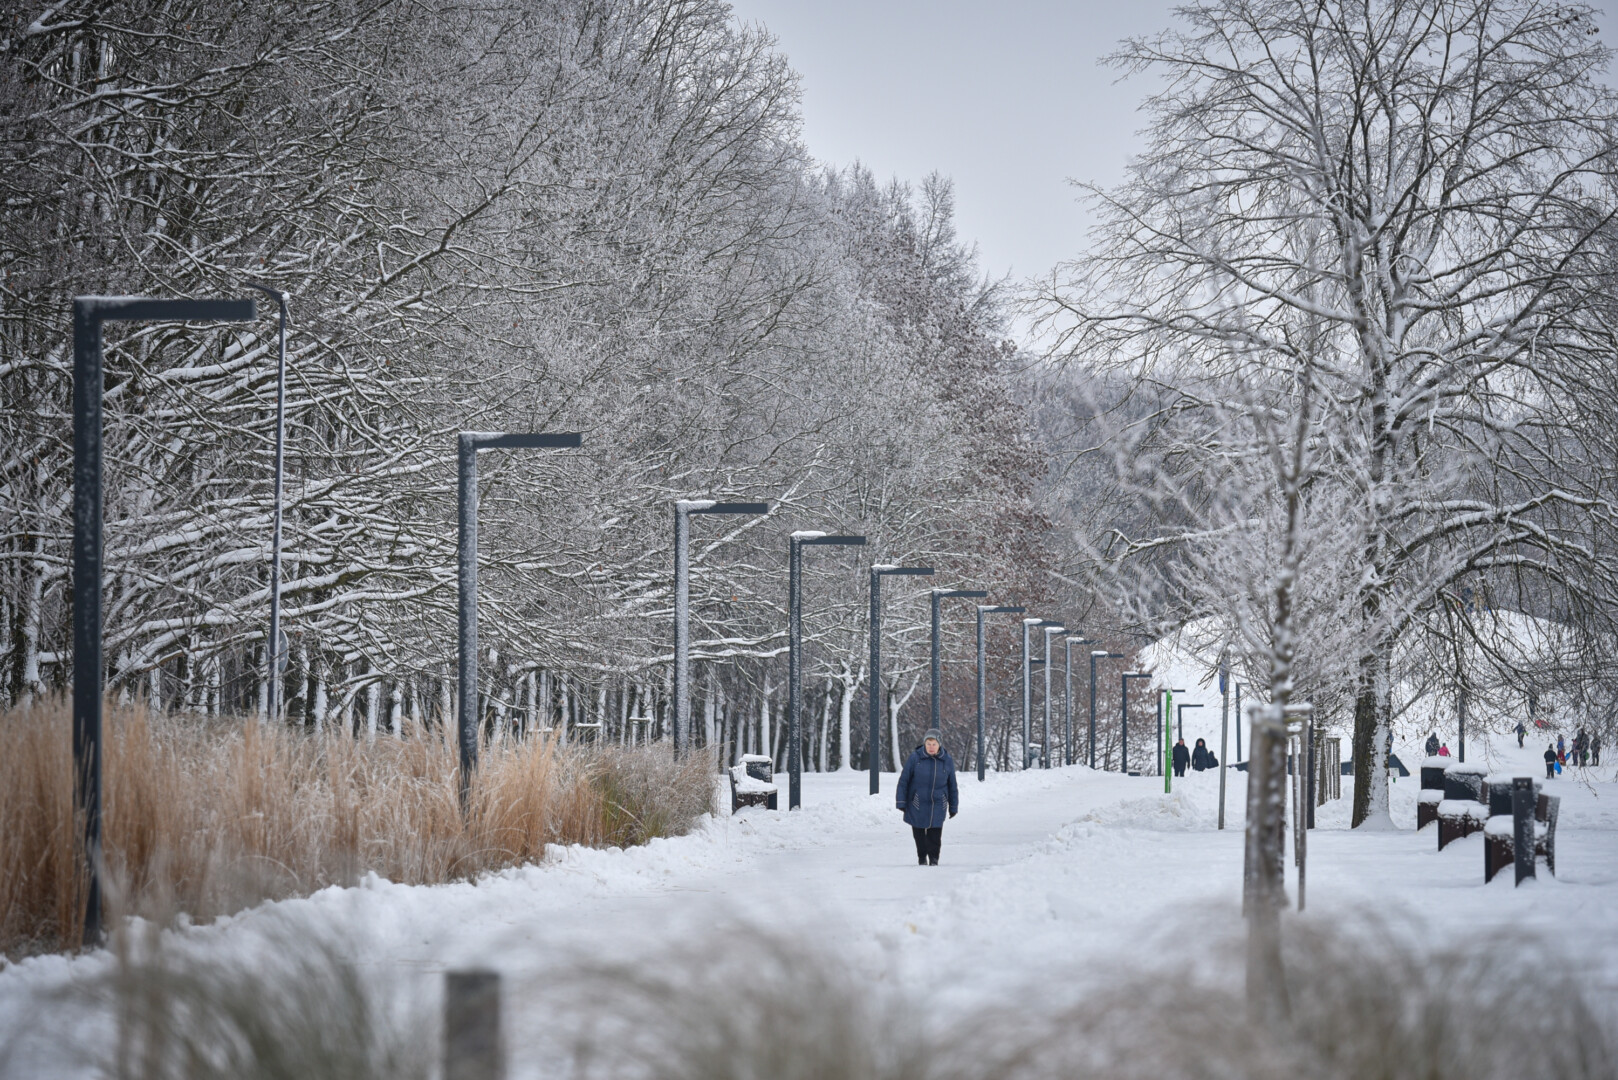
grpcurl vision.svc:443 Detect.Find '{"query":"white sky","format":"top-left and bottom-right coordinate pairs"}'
top-left (724, 0), bottom-right (1182, 285)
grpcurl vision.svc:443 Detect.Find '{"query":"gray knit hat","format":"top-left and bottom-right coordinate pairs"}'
top-left (923, 728), bottom-right (942, 744)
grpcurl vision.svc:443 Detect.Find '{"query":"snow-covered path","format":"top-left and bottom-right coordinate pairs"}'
top-left (4, 740), bottom-right (1616, 1074)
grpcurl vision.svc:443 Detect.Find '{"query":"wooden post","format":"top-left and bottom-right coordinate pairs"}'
top-left (445, 971), bottom-right (503, 1080)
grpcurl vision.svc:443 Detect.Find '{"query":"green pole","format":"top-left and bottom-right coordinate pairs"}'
top-left (1164, 688), bottom-right (1174, 793)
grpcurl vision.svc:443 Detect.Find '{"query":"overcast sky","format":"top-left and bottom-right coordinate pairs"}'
top-left (726, 1), bottom-right (1618, 291)
top-left (723, 0), bottom-right (1182, 285)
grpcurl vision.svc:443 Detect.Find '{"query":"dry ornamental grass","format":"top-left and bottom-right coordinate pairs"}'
top-left (0, 699), bottom-right (714, 957)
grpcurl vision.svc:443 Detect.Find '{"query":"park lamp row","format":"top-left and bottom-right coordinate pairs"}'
top-left (64, 291), bottom-right (1035, 942)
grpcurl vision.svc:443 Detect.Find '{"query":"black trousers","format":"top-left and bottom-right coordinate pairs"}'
top-left (1546, 762), bottom-right (1556, 778)
top-left (912, 826), bottom-right (942, 863)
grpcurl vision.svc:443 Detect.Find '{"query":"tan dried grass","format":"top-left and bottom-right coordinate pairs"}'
top-left (0, 698), bottom-right (714, 958)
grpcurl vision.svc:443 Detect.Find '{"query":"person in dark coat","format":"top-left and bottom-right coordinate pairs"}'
top-left (897, 728), bottom-right (958, 866)
top-left (1515, 721), bottom-right (1527, 748)
top-left (1593, 733), bottom-right (1602, 766)
top-left (1425, 732), bottom-right (1441, 756)
top-left (1544, 744), bottom-right (1558, 779)
top-left (1191, 738), bottom-right (1210, 771)
top-left (1172, 738), bottom-right (1190, 777)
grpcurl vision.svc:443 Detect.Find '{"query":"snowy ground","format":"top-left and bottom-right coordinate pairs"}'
top-left (3, 733), bottom-right (1615, 1074)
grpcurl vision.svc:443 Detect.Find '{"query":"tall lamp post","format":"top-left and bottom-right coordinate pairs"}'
top-left (975, 605), bottom-right (1024, 780)
top-left (931, 588), bottom-right (989, 735)
top-left (1062, 635), bottom-right (1094, 766)
top-left (1178, 702), bottom-right (1204, 741)
top-left (788, 531), bottom-right (866, 808)
top-left (870, 564), bottom-right (935, 794)
top-left (242, 281), bottom-right (290, 723)
top-left (72, 294), bottom-right (259, 945)
top-left (458, 431), bottom-right (581, 808)
top-left (1041, 624), bottom-right (1065, 768)
top-left (1088, 649), bottom-right (1124, 768)
top-left (672, 500), bottom-right (769, 759)
top-left (1021, 619), bottom-right (1061, 769)
top-left (1121, 672), bottom-right (1152, 773)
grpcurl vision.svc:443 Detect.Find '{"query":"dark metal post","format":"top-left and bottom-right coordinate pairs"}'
top-left (1122, 672), bottom-right (1151, 774)
top-left (789, 535), bottom-right (804, 808)
top-left (72, 296), bottom-right (257, 946)
top-left (673, 500), bottom-right (768, 760)
top-left (1021, 618), bottom-right (1036, 769)
top-left (1064, 638), bottom-right (1074, 766)
top-left (243, 282), bottom-right (290, 724)
top-left (71, 302), bottom-right (105, 948)
top-left (1512, 776), bottom-right (1535, 885)
top-left (1458, 686), bottom-right (1467, 763)
top-left (975, 605), bottom-right (1024, 781)
top-left (1178, 702), bottom-right (1203, 742)
top-left (1305, 722), bottom-right (1316, 829)
top-left (1087, 650), bottom-right (1123, 768)
top-left (787, 532), bottom-right (865, 808)
top-left (869, 568), bottom-right (880, 793)
top-left (869, 565), bottom-right (934, 794)
top-left (932, 591), bottom-right (942, 731)
top-left (673, 505), bottom-right (691, 756)
top-left (444, 970), bottom-right (503, 1080)
top-left (930, 588), bottom-right (988, 734)
top-left (1218, 661), bottom-right (1230, 828)
top-left (457, 432), bottom-right (581, 807)
top-left (457, 435), bottom-right (479, 804)
top-left (1235, 682), bottom-right (1243, 761)
top-left (1041, 625), bottom-right (1063, 767)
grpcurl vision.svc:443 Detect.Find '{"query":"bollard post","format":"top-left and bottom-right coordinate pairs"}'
top-left (1512, 776), bottom-right (1536, 886)
top-left (445, 970), bottom-right (503, 1080)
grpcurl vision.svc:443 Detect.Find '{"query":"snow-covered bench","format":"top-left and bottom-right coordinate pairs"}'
top-left (1417, 756), bottom-right (1447, 830)
top-left (1483, 775), bottom-right (1558, 882)
top-left (729, 754), bottom-right (778, 813)
top-left (1436, 760), bottom-right (1488, 849)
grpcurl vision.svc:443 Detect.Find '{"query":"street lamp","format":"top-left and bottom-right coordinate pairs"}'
top-left (672, 500), bottom-right (770, 759)
top-left (1159, 687), bottom-right (1186, 792)
top-left (975, 605), bottom-right (1025, 781)
top-left (1121, 672), bottom-right (1153, 773)
top-left (72, 294), bottom-right (259, 945)
top-left (870, 564), bottom-right (935, 794)
top-left (1022, 618), bottom-right (1061, 769)
top-left (242, 281), bottom-right (291, 724)
top-left (1062, 635), bottom-right (1095, 766)
top-left (458, 431), bottom-right (581, 808)
top-left (931, 588), bottom-right (989, 735)
top-left (1089, 649), bottom-right (1124, 768)
top-left (1041, 624), bottom-right (1066, 768)
top-left (1178, 702), bottom-right (1204, 741)
top-left (788, 531), bottom-right (867, 809)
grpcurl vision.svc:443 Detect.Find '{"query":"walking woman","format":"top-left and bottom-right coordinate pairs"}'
top-left (897, 728), bottom-right (958, 866)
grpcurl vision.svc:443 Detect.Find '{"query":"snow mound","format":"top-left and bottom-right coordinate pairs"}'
top-left (1071, 791), bottom-right (1207, 831)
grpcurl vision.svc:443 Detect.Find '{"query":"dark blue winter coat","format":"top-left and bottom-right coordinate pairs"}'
top-left (897, 745), bottom-right (959, 829)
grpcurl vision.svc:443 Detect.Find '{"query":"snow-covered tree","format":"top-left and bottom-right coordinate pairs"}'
top-left (1036, 0), bottom-right (1618, 824)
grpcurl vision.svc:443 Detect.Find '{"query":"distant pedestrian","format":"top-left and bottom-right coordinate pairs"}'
top-left (1425, 732), bottom-right (1441, 756)
top-left (1192, 738), bottom-right (1210, 771)
top-left (896, 729), bottom-right (958, 866)
top-left (1557, 734), bottom-right (1566, 758)
top-left (1437, 744), bottom-right (1450, 758)
top-left (1515, 721), bottom-right (1526, 748)
top-left (1172, 738), bottom-right (1190, 777)
top-left (1593, 733), bottom-right (1602, 766)
top-left (1545, 744), bottom-right (1557, 779)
